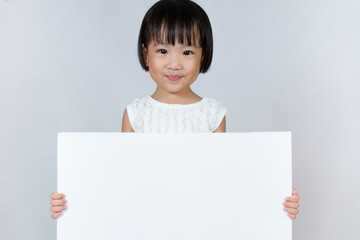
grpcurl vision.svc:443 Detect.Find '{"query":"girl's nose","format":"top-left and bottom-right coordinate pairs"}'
top-left (167, 55), bottom-right (182, 70)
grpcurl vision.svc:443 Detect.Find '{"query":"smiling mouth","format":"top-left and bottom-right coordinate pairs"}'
top-left (166, 75), bottom-right (183, 81)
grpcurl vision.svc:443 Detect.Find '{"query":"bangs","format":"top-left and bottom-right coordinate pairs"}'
top-left (149, 18), bottom-right (200, 47)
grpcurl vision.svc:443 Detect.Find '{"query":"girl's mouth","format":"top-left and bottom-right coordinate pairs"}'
top-left (166, 75), bottom-right (182, 81)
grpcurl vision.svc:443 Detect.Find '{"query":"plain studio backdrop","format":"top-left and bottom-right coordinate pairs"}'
top-left (0, 0), bottom-right (359, 239)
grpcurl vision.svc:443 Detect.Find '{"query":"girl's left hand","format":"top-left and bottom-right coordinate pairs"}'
top-left (283, 187), bottom-right (300, 220)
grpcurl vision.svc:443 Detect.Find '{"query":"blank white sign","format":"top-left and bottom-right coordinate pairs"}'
top-left (57, 132), bottom-right (292, 240)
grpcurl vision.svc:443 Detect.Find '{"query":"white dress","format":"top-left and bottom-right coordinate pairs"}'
top-left (126, 95), bottom-right (227, 133)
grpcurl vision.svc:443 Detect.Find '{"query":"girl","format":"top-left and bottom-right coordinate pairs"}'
top-left (50, 0), bottom-right (300, 220)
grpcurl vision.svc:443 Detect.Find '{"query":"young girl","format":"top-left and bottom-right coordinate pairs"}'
top-left (50, 0), bottom-right (300, 220)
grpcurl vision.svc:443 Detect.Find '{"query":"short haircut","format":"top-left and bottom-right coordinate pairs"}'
top-left (137, 0), bottom-right (213, 73)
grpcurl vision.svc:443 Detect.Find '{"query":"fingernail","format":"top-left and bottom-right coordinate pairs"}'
top-left (63, 194), bottom-right (66, 198)
top-left (64, 205), bottom-right (67, 209)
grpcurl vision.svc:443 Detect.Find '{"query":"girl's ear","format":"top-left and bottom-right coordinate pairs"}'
top-left (142, 44), bottom-right (149, 66)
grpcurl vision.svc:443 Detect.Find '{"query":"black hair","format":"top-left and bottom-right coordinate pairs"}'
top-left (137, 0), bottom-right (213, 73)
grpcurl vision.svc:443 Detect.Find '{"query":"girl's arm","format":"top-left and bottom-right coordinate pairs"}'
top-left (122, 108), bottom-right (135, 132)
top-left (213, 116), bottom-right (226, 133)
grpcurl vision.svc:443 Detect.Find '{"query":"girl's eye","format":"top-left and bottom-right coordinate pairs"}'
top-left (157, 49), bottom-right (167, 54)
top-left (183, 50), bottom-right (193, 55)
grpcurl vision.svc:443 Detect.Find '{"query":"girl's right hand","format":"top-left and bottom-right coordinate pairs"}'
top-left (50, 192), bottom-right (67, 219)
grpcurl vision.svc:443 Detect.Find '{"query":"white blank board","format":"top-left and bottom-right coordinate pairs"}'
top-left (57, 132), bottom-right (292, 240)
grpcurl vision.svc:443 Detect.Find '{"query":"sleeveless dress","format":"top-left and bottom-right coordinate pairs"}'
top-left (126, 96), bottom-right (227, 133)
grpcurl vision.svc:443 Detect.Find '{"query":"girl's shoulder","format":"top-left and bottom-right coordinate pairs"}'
top-left (126, 96), bottom-right (150, 109)
top-left (202, 97), bottom-right (226, 110)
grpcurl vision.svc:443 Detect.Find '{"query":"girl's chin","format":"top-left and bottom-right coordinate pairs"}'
top-left (162, 86), bottom-right (190, 94)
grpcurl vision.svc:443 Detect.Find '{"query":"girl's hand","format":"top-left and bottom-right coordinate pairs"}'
top-left (50, 192), bottom-right (67, 219)
top-left (283, 187), bottom-right (300, 220)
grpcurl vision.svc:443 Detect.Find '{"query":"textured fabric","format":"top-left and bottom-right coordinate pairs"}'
top-left (126, 96), bottom-right (227, 133)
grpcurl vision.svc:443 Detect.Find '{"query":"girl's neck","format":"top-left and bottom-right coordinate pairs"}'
top-left (151, 87), bottom-right (202, 104)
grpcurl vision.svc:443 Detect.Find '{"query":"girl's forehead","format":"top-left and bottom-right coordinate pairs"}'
top-left (149, 31), bottom-right (201, 47)
top-left (149, 39), bottom-right (201, 48)
top-left (146, 23), bottom-right (200, 45)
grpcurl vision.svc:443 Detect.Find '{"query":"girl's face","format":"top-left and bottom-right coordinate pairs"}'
top-left (143, 39), bottom-right (203, 95)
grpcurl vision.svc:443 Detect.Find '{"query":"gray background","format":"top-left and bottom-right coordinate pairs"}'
top-left (0, 0), bottom-right (359, 239)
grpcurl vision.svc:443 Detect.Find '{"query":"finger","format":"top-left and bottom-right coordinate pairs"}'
top-left (50, 205), bottom-right (67, 213)
top-left (51, 212), bottom-right (62, 219)
top-left (284, 207), bottom-right (299, 215)
top-left (286, 195), bottom-right (300, 202)
top-left (51, 199), bottom-right (67, 206)
top-left (283, 201), bottom-right (299, 209)
top-left (292, 187), bottom-right (298, 195)
top-left (50, 192), bottom-right (66, 200)
top-left (288, 213), bottom-right (296, 220)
